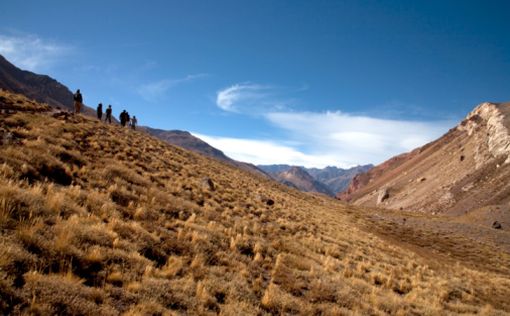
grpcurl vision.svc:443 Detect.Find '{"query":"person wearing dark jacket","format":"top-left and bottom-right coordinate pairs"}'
top-left (120, 110), bottom-right (128, 127)
top-left (105, 105), bottom-right (112, 123)
top-left (73, 89), bottom-right (83, 113)
top-left (96, 103), bottom-right (103, 120)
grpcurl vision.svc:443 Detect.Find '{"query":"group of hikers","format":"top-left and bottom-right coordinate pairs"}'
top-left (73, 89), bottom-right (137, 130)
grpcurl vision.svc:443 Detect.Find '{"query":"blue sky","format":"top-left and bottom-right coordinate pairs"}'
top-left (1, 0), bottom-right (509, 167)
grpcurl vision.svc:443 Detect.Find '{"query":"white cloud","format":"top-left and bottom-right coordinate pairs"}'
top-left (265, 111), bottom-right (454, 165)
top-left (192, 108), bottom-right (455, 168)
top-left (0, 33), bottom-right (71, 72)
top-left (193, 133), bottom-right (345, 168)
top-left (216, 83), bottom-right (289, 113)
top-left (138, 73), bottom-right (208, 101)
top-left (213, 83), bottom-right (457, 167)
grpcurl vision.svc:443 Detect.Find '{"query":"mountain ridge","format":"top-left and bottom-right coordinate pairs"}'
top-left (275, 166), bottom-right (334, 196)
top-left (259, 164), bottom-right (372, 196)
top-left (339, 101), bottom-right (510, 227)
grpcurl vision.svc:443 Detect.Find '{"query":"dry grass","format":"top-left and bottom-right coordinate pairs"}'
top-left (0, 89), bottom-right (510, 314)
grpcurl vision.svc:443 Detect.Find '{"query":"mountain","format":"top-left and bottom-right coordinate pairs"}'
top-left (143, 127), bottom-right (267, 177)
top-left (0, 54), bottom-right (96, 116)
top-left (275, 166), bottom-right (334, 196)
top-left (143, 128), bottom-right (232, 161)
top-left (339, 101), bottom-right (510, 218)
top-left (306, 165), bottom-right (373, 193)
top-left (258, 164), bottom-right (373, 196)
top-left (2, 89), bottom-right (510, 314)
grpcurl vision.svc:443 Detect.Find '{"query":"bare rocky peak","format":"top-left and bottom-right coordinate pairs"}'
top-left (457, 102), bottom-right (510, 166)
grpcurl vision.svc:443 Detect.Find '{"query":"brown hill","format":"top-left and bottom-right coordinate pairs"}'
top-left (1, 90), bottom-right (510, 314)
top-left (276, 166), bottom-right (334, 196)
top-left (339, 102), bottom-right (510, 219)
top-left (0, 54), bottom-right (95, 116)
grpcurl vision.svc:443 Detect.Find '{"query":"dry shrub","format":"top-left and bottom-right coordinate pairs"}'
top-left (108, 184), bottom-right (138, 208)
top-left (159, 255), bottom-right (185, 278)
top-left (0, 181), bottom-right (48, 227)
top-left (22, 271), bottom-right (116, 315)
top-left (261, 283), bottom-right (306, 314)
top-left (0, 240), bottom-right (37, 288)
top-left (102, 163), bottom-right (149, 186)
top-left (124, 301), bottom-right (176, 316)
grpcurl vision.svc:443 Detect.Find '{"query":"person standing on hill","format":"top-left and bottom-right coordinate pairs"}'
top-left (96, 103), bottom-right (103, 120)
top-left (73, 89), bottom-right (83, 114)
top-left (130, 116), bottom-right (137, 130)
top-left (120, 110), bottom-right (128, 127)
top-left (105, 105), bottom-right (112, 123)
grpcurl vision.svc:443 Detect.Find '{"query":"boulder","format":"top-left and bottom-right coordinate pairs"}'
top-left (377, 188), bottom-right (389, 204)
top-left (202, 177), bottom-right (215, 191)
top-left (492, 221), bottom-right (502, 229)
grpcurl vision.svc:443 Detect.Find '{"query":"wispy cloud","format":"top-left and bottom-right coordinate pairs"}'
top-left (265, 111), bottom-right (454, 165)
top-left (216, 83), bottom-right (290, 113)
top-left (0, 33), bottom-right (72, 72)
top-left (212, 81), bottom-right (457, 167)
top-left (138, 74), bottom-right (208, 102)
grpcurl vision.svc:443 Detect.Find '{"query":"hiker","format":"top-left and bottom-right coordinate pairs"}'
top-left (96, 103), bottom-right (103, 120)
top-left (73, 89), bottom-right (83, 114)
top-left (130, 116), bottom-right (137, 130)
top-left (119, 110), bottom-right (128, 127)
top-left (105, 105), bottom-right (112, 123)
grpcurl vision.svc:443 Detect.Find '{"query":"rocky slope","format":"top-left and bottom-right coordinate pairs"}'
top-left (259, 164), bottom-right (372, 195)
top-left (339, 101), bottom-right (510, 220)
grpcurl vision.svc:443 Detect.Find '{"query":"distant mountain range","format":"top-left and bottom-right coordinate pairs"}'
top-left (258, 164), bottom-right (373, 196)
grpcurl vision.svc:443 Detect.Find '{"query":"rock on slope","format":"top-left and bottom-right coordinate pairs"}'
top-left (339, 101), bottom-right (510, 217)
top-left (2, 90), bottom-right (510, 314)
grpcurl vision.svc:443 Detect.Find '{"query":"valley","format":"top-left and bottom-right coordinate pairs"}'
top-left (1, 90), bottom-right (509, 314)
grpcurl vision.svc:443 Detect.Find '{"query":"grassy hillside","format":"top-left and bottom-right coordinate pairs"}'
top-left (1, 89), bottom-right (510, 315)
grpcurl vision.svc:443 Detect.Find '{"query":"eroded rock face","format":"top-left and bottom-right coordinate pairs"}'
top-left (458, 102), bottom-right (510, 167)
